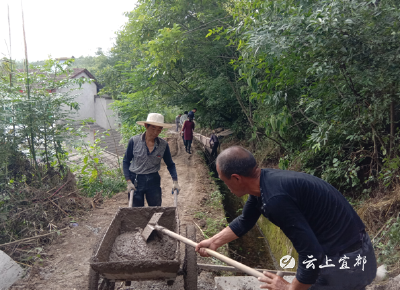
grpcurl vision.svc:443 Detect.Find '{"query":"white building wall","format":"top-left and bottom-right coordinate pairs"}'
top-left (94, 96), bottom-right (119, 129)
top-left (58, 72), bottom-right (97, 121)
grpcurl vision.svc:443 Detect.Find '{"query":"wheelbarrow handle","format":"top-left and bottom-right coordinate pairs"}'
top-left (128, 189), bottom-right (134, 208)
top-left (172, 189), bottom-right (179, 207)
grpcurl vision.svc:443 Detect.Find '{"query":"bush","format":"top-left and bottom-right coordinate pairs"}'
top-left (69, 127), bottom-right (126, 198)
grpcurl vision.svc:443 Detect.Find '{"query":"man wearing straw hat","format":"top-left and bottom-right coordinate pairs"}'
top-left (122, 113), bottom-right (180, 207)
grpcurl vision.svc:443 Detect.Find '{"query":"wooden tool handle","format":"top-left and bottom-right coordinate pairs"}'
top-left (156, 225), bottom-right (268, 278)
top-left (173, 189), bottom-right (178, 207)
top-left (128, 189), bottom-right (133, 208)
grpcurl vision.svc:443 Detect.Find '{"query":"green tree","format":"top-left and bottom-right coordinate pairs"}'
top-left (0, 58), bottom-right (84, 186)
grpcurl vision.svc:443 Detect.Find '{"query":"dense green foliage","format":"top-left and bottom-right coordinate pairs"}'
top-left (101, 0), bottom-right (247, 130)
top-left (97, 0), bottom-right (400, 194)
top-left (224, 0), bottom-right (400, 192)
top-left (17, 0), bottom-right (400, 194)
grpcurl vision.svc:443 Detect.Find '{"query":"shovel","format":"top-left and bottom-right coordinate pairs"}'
top-left (141, 212), bottom-right (285, 279)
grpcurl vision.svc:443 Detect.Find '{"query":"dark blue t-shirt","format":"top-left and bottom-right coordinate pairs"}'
top-left (188, 110), bottom-right (195, 119)
top-left (229, 169), bottom-right (365, 284)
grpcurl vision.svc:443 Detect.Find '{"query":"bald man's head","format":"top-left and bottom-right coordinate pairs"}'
top-left (216, 146), bottom-right (258, 179)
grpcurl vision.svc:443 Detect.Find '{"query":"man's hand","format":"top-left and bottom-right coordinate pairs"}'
top-left (172, 181), bottom-right (181, 191)
top-left (195, 227), bottom-right (239, 257)
top-left (258, 271), bottom-right (290, 290)
top-left (195, 238), bottom-right (221, 257)
top-left (127, 180), bottom-right (136, 192)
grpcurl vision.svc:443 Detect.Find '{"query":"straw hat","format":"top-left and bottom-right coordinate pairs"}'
top-left (136, 113), bottom-right (174, 128)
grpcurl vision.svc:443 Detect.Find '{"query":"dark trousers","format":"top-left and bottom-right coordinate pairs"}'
top-left (211, 142), bottom-right (219, 157)
top-left (310, 231), bottom-right (376, 289)
top-left (182, 135), bottom-right (186, 147)
top-left (128, 172), bottom-right (162, 207)
top-left (186, 139), bottom-right (192, 152)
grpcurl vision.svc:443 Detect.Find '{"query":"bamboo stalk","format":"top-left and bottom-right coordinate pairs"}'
top-left (21, 4), bottom-right (40, 177)
top-left (16, 261), bottom-right (32, 267)
top-left (47, 198), bottom-right (68, 216)
top-left (0, 228), bottom-right (68, 247)
top-left (193, 221), bottom-right (207, 238)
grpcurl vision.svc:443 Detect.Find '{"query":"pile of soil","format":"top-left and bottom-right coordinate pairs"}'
top-left (109, 229), bottom-right (176, 261)
top-left (367, 278), bottom-right (400, 290)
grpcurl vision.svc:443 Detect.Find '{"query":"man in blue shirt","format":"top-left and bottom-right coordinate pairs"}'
top-left (123, 113), bottom-right (180, 207)
top-left (188, 108), bottom-right (197, 120)
top-left (196, 146), bottom-right (376, 289)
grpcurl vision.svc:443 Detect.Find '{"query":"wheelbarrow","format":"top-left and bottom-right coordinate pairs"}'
top-left (88, 190), bottom-right (197, 290)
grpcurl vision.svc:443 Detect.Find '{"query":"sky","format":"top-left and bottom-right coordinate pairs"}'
top-left (0, 0), bottom-right (137, 62)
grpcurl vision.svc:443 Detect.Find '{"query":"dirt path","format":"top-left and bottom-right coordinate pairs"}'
top-left (11, 132), bottom-right (217, 290)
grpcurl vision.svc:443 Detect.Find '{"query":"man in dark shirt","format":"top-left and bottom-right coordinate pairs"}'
top-left (209, 130), bottom-right (219, 157)
top-left (196, 146), bottom-right (376, 289)
top-left (123, 113), bottom-right (180, 207)
top-left (188, 108), bottom-right (197, 120)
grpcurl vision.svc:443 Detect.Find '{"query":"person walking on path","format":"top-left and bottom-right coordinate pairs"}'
top-left (123, 113), bottom-right (181, 207)
top-left (175, 114), bottom-right (182, 132)
top-left (196, 146), bottom-right (376, 290)
top-left (209, 130), bottom-right (219, 158)
top-left (181, 117), bottom-right (195, 154)
top-left (180, 111), bottom-right (189, 146)
top-left (180, 111), bottom-right (188, 126)
top-left (188, 108), bottom-right (197, 120)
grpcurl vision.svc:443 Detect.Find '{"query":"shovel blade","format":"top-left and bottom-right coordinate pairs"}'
top-left (142, 212), bottom-right (163, 242)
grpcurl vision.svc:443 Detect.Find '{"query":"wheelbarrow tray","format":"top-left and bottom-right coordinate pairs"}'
top-left (90, 207), bottom-right (180, 281)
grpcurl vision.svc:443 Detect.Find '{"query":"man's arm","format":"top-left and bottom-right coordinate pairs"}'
top-left (162, 144), bottom-right (178, 181)
top-left (228, 194), bottom-right (261, 237)
top-left (122, 138), bottom-right (134, 181)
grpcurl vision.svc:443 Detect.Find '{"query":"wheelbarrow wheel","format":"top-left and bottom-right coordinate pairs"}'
top-left (103, 280), bottom-right (115, 290)
top-left (184, 225), bottom-right (197, 290)
top-left (88, 268), bottom-right (115, 290)
top-left (88, 268), bottom-right (99, 290)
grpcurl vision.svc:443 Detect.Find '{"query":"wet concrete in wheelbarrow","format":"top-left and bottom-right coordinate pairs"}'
top-left (109, 229), bottom-right (176, 261)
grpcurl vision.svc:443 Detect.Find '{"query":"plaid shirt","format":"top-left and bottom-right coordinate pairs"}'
top-left (122, 133), bottom-right (177, 181)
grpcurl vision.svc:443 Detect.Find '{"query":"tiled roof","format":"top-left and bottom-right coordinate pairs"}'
top-left (70, 68), bottom-right (96, 80)
top-left (16, 67), bottom-right (99, 89)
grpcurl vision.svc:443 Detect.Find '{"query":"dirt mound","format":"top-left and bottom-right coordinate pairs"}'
top-left (358, 187), bottom-right (400, 233)
top-left (367, 277), bottom-right (400, 290)
top-left (0, 170), bottom-right (93, 265)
